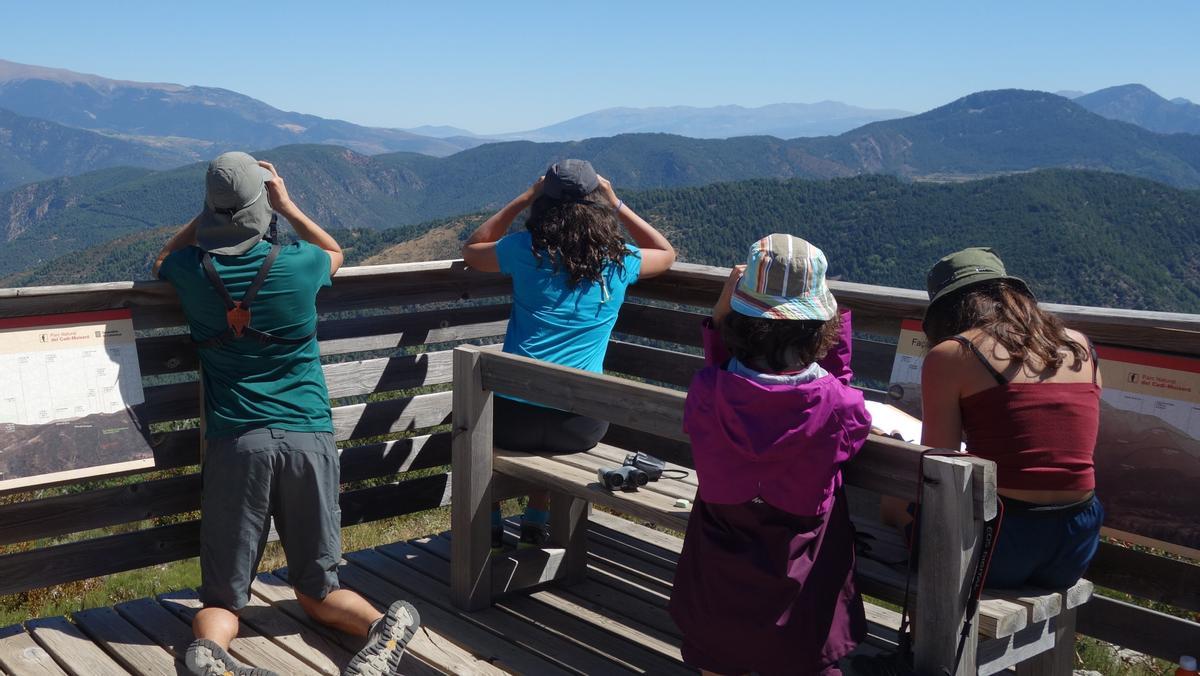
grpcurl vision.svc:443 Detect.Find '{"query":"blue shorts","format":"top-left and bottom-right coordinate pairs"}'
top-left (905, 493), bottom-right (1103, 590)
top-left (985, 494), bottom-right (1104, 590)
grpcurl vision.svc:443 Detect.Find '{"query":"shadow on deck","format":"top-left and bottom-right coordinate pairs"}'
top-left (0, 511), bottom-right (898, 675)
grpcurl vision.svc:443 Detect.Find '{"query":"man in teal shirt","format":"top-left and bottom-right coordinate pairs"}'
top-left (155, 152), bottom-right (418, 676)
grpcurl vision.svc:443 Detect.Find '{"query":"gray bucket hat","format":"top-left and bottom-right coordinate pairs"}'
top-left (196, 151), bottom-right (274, 255)
top-left (542, 159), bottom-right (600, 200)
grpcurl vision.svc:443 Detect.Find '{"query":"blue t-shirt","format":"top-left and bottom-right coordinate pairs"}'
top-left (496, 230), bottom-right (642, 375)
top-left (159, 240), bottom-right (333, 438)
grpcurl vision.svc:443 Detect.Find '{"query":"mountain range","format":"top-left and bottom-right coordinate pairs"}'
top-left (1074, 84), bottom-right (1200, 135)
top-left (494, 102), bottom-right (913, 142)
top-left (6, 170), bottom-right (1197, 314)
top-left (2, 56), bottom-right (1199, 194)
top-left (3, 87), bottom-right (1200, 278)
top-left (0, 107), bottom-right (189, 188)
top-left (0, 59), bottom-right (485, 168)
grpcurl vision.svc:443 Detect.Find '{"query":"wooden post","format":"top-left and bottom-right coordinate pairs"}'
top-left (913, 454), bottom-right (984, 676)
top-left (451, 346), bottom-right (494, 611)
top-left (1016, 607), bottom-right (1078, 676)
top-left (549, 491), bottom-right (589, 585)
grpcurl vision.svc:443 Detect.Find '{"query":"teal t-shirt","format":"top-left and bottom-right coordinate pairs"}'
top-left (496, 230), bottom-right (642, 374)
top-left (159, 240), bottom-right (333, 439)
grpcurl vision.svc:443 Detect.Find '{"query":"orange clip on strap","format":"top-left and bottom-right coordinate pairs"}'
top-left (226, 302), bottom-right (251, 337)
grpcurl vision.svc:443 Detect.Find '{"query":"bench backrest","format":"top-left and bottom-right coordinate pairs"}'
top-left (451, 343), bottom-right (998, 674)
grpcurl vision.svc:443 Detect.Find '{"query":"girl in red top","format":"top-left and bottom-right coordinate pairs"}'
top-left (918, 247), bottom-right (1104, 589)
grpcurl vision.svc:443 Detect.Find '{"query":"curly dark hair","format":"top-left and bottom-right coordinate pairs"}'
top-left (720, 311), bottom-right (843, 373)
top-left (525, 190), bottom-right (628, 287)
top-left (924, 279), bottom-right (1088, 371)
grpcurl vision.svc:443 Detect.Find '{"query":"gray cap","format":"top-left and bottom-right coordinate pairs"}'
top-left (195, 151), bottom-right (275, 255)
top-left (542, 159), bottom-right (599, 200)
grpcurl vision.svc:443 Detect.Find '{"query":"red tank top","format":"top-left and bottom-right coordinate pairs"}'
top-left (951, 336), bottom-right (1100, 491)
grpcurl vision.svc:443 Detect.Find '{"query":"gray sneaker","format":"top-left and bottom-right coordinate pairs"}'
top-left (185, 638), bottom-right (278, 676)
top-left (344, 600), bottom-right (421, 676)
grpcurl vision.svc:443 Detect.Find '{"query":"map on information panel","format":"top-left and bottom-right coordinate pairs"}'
top-left (0, 309), bottom-right (154, 492)
top-left (887, 319), bottom-right (1200, 555)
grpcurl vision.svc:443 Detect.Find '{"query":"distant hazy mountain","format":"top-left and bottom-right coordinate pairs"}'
top-left (5, 88), bottom-right (1199, 278)
top-left (401, 125), bottom-right (481, 139)
top-left (0, 107), bottom-right (194, 190)
top-left (1074, 84), bottom-right (1200, 135)
top-left (8, 171), bottom-right (1199, 314)
top-left (1055, 90), bottom-right (1086, 99)
top-left (0, 59), bottom-right (486, 161)
top-left (501, 102), bottom-right (912, 141)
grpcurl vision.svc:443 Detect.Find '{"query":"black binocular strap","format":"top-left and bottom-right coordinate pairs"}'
top-left (200, 243), bottom-right (281, 312)
top-left (196, 244), bottom-right (315, 348)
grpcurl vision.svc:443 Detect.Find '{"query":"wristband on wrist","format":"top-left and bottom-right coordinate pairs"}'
top-left (614, 200), bottom-right (624, 214)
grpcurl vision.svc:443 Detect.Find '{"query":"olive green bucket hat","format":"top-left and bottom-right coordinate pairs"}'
top-left (923, 247), bottom-right (1033, 329)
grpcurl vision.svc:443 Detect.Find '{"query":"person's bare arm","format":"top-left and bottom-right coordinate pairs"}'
top-left (920, 340), bottom-right (966, 449)
top-left (597, 176), bottom-right (676, 278)
top-left (461, 178), bottom-right (543, 272)
top-left (152, 213), bottom-right (201, 277)
top-left (259, 160), bottom-right (344, 276)
top-left (881, 339), bottom-right (966, 529)
top-left (711, 264), bottom-right (745, 325)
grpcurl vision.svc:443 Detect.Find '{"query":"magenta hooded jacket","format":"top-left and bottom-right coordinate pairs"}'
top-left (683, 309), bottom-right (872, 516)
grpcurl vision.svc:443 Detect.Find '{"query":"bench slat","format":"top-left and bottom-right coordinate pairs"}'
top-left (493, 451), bottom-right (689, 533)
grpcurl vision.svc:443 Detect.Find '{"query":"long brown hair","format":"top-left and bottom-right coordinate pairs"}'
top-left (525, 190), bottom-right (628, 287)
top-left (924, 280), bottom-right (1088, 371)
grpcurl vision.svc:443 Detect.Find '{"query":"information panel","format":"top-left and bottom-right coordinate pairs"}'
top-left (0, 309), bottom-right (154, 491)
top-left (885, 320), bottom-right (1200, 555)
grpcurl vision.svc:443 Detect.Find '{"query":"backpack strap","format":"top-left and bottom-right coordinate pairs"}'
top-left (947, 335), bottom-right (1008, 385)
top-left (194, 244), bottom-right (316, 349)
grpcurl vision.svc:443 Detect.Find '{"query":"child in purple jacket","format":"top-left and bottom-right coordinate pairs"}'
top-left (668, 234), bottom-right (871, 676)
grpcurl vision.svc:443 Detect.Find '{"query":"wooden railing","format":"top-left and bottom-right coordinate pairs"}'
top-left (1, 260), bottom-right (1198, 661)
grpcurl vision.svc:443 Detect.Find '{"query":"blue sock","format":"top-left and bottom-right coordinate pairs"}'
top-left (523, 507), bottom-right (549, 526)
top-left (491, 509), bottom-right (501, 529)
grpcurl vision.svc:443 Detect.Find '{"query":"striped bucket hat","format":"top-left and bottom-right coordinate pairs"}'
top-left (730, 234), bottom-right (838, 321)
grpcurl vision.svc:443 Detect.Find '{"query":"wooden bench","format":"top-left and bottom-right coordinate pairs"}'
top-left (449, 345), bottom-right (1094, 675)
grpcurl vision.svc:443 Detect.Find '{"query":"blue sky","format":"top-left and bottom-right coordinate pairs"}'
top-left (2, 1), bottom-right (1196, 135)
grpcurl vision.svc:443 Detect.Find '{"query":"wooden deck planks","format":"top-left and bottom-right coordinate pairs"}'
top-left (70, 607), bottom-right (180, 676)
top-left (0, 514), bottom-right (1042, 675)
top-left (238, 593), bottom-right (350, 675)
top-left (251, 572), bottom-right (483, 676)
top-left (158, 590), bottom-right (321, 676)
top-left (418, 533), bottom-right (686, 666)
top-left (302, 561), bottom-right (559, 675)
top-left (24, 617), bottom-right (130, 676)
top-left (352, 545), bottom-right (626, 674)
top-left (0, 625), bottom-right (68, 676)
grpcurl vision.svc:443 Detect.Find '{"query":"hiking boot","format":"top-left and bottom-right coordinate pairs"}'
top-left (517, 521), bottom-right (549, 548)
top-left (344, 600), bottom-right (421, 676)
top-left (185, 638), bottom-right (278, 676)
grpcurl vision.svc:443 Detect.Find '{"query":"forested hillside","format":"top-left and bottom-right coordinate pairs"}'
top-left (627, 170), bottom-right (1200, 312)
top-left (7, 170), bottom-right (1198, 313)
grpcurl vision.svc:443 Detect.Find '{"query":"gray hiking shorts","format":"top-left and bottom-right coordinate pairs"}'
top-left (198, 428), bottom-right (341, 611)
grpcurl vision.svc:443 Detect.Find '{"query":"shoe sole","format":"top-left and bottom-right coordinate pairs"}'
top-left (186, 639), bottom-right (278, 676)
top-left (344, 600), bottom-right (421, 676)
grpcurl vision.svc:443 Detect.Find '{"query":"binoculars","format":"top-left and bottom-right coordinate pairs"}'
top-left (597, 452), bottom-right (667, 492)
